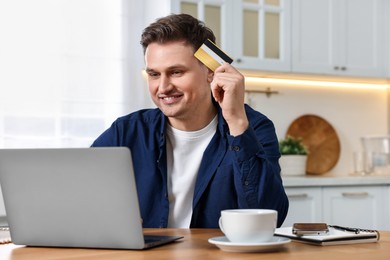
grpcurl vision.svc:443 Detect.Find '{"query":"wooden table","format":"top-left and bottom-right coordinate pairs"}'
top-left (1, 229), bottom-right (389, 260)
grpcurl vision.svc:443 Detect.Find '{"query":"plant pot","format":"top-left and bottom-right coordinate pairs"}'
top-left (279, 155), bottom-right (307, 176)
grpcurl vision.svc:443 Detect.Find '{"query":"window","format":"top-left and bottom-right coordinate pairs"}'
top-left (0, 0), bottom-right (152, 148)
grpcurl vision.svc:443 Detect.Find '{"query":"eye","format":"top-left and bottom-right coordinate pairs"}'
top-left (147, 71), bottom-right (160, 79)
top-left (171, 70), bottom-right (183, 77)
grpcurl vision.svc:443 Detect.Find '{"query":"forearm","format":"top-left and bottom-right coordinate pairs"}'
top-left (228, 125), bottom-right (289, 227)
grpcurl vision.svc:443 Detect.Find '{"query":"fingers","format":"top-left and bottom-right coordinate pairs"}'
top-left (214, 63), bottom-right (239, 74)
top-left (210, 64), bottom-right (244, 103)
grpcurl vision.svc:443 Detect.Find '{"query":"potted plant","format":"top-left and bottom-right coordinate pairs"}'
top-left (279, 136), bottom-right (309, 176)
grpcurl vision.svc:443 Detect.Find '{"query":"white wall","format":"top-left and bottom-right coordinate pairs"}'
top-left (245, 83), bottom-right (388, 176)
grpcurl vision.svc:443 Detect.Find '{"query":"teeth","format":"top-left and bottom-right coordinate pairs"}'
top-left (163, 97), bottom-right (175, 100)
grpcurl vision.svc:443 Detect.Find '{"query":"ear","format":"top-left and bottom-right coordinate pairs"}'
top-left (207, 69), bottom-right (214, 83)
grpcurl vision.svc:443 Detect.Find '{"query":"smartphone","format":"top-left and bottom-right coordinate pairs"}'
top-left (292, 223), bottom-right (329, 235)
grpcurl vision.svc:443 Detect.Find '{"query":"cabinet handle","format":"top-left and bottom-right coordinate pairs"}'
top-left (333, 66), bottom-right (347, 71)
top-left (342, 192), bottom-right (369, 197)
top-left (287, 193), bottom-right (308, 198)
top-left (236, 58), bottom-right (242, 63)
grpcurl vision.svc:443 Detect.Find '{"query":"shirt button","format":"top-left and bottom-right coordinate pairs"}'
top-left (230, 145), bottom-right (240, 151)
top-left (244, 181), bottom-right (249, 186)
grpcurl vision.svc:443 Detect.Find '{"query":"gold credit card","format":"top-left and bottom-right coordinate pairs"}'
top-left (194, 39), bottom-right (233, 71)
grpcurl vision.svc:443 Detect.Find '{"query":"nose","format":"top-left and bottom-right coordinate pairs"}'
top-left (158, 74), bottom-right (172, 92)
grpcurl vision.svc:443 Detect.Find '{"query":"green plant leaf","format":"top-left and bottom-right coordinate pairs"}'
top-left (279, 135), bottom-right (308, 155)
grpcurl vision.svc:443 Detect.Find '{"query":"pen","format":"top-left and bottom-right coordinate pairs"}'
top-left (328, 225), bottom-right (360, 234)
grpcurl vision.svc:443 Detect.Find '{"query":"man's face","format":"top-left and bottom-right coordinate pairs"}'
top-left (144, 41), bottom-right (214, 127)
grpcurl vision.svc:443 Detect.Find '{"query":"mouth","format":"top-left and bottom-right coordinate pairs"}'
top-left (159, 94), bottom-right (183, 105)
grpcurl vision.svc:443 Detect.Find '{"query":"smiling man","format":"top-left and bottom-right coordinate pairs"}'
top-left (92, 13), bottom-right (289, 228)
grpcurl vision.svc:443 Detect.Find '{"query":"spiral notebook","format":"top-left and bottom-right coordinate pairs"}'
top-left (275, 226), bottom-right (380, 246)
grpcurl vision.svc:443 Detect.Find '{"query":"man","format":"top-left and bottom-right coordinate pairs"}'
top-left (92, 13), bottom-right (288, 228)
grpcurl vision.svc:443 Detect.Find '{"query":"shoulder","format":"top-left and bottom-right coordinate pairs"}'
top-left (92, 108), bottom-right (164, 147)
top-left (113, 108), bottom-right (163, 126)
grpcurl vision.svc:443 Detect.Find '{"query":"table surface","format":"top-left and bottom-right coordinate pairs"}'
top-left (1, 229), bottom-right (389, 260)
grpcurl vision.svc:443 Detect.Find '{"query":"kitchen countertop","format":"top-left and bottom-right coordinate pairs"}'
top-left (282, 174), bottom-right (390, 187)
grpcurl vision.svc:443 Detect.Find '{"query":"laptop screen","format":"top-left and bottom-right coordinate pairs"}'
top-left (0, 147), bottom-right (181, 249)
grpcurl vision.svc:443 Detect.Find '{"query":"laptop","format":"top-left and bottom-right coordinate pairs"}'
top-left (0, 147), bottom-right (183, 249)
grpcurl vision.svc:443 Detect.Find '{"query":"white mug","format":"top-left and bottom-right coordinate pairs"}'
top-left (219, 209), bottom-right (277, 243)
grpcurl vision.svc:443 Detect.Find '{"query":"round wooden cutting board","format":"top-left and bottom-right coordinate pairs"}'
top-left (286, 114), bottom-right (341, 175)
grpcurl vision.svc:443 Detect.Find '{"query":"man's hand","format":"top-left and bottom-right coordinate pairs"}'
top-left (210, 64), bottom-right (249, 136)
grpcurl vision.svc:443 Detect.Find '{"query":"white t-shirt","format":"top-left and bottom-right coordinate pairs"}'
top-left (166, 116), bottom-right (218, 228)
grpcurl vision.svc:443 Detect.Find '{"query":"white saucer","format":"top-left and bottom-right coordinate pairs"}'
top-left (208, 236), bottom-right (291, 253)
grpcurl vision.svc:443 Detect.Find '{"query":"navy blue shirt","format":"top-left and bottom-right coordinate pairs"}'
top-left (92, 104), bottom-right (289, 228)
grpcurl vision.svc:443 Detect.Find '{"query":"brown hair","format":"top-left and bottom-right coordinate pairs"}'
top-left (140, 13), bottom-right (216, 54)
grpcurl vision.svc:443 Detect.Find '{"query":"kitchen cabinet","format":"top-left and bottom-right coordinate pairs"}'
top-left (323, 186), bottom-right (388, 230)
top-left (387, 186), bottom-right (390, 228)
top-left (0, 186), bottom-right (6, 224)
top-left (283, 187), bottom-right (322, 227)
top-left (283, 176), bottom-right (390, 230)
top-left (387, 1), bottom-right (390, 77)
top-left (170, 0), bottom-right (231, 49)
top-left (292, 0), bottom-right (385, 78)
top-left (170, 0), bottom-right (291, 72)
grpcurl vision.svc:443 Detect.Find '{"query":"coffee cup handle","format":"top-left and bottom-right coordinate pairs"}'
top-left (218, 217), bottom-right (225, 234)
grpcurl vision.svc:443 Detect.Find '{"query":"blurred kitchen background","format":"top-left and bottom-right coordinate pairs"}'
top-left (0, 0), bottom-right (389, 177)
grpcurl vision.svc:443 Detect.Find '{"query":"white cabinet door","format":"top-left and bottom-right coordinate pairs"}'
top-left (340, 0), bottom-right (384, 77)
top-left (170, 0), bottom-right (234, 50)
top-left (231, 0), bottom-right (291, 72)
top-left (171, 0), bottom-right (291, 72)
top-left (282, 187), bottom-right (322, 227)
top-left (291, 0), bottom-right (334, 75)
top-left (322, 186), bottom-right (387, 230)
top-left (386, 186), bottom-right (390, 230)
top-left (387, 0), bottom-right (390, 77)
top-left (292, 0), bottom-right (385, 77)
top-left (0, 185), bottom-right (6, 217)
